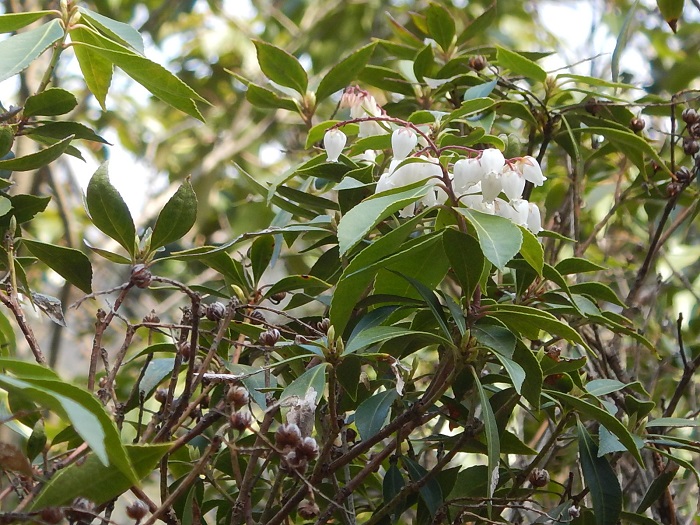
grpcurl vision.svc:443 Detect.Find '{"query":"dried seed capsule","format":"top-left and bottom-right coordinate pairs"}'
top-left (178, 341), bottom-right (192, 361)
top-left (676, 166), bottom-right (692, 184)
top-left (584, 98), bottom-right (601, 116)
top-left (230, 411), bottom-right (252, 432)
top-left (529, 468), bottom-right (550, 487)
top-left (270, 291), bottom-right (287, 304)
top-left (682, 108), bottom-right (699, 124)
top-left (39, 507), bottom-right (64, 524)
top-left (126, 500), bottom-right (149, 521)
top-left (296, 436), bottom-right (319, 460)
top-left (143, 310), bottom-right (160, 324)
top-left (249, 310), bottom-right (265, 325)
top-left (468, 55), bottom-right (487, 71)
top-left (315, 318), bottom-right (331, 334)
top-left (66, 497), bottom-right (95, 522)
top-left (155, 388), bottom-right (168, 404)
top-left (259, 328), bottom-right (280, 346)
top-left (130, 264), bottom-right (152, 289)
top-left (206, 302), bottom-right (226, 321)
top-left (629, 117), bottom-right (645, 132)
top-left (298, 500), bottom-right (320, 519)
top-left (275, 423), bottom-right (302, 450)
top-left (226, 386), bottom-right (249, 410)
top-left (683, 138), bottom-right (699, 156)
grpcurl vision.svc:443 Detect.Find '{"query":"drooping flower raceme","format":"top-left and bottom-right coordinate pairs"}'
top-left (323, 129), bottom-right (346, 163)
top-left (341, 86), bottom-right (387, 138)
top-left (392, 127), bottom-right (418, 160)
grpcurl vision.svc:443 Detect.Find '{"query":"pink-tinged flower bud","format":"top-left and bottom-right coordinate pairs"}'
top-left (527, 202), bottom-right (543, 234)
top-left (510, 199), bottom-right (530, 226)
top-left (323, 129), bottom-right (346, 163)
top-left (501, 167), bottom-right (525, 200)
top-left (518, 156), bottom-right (547, 186)
top-left (480, 171), bottom-right (502, 203)
top-left (453, 158), bottom-right (483, 194)
top-left (479, 148), bottom-right (505, 175)
top-left (392, 127), bottom-right (417, 160)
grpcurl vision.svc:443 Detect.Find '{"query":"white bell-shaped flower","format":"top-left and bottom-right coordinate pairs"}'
top-left (494, 198), bottom-right (516, 221)
top-left (323, 129), bottom-right (346, 163)
top-left (355, 149), bottom-right (377, 164)
top-left (517, 156), bottom-right (547, 186)
top-left (481, 170), bottom-right (502, 203)
top-left (510, 199), bottom-right (530, 226)
top-left (480, 148), bottom-right (506, 175)
top-left (376, 171), bottom-right (396, 193)
top-left (392, 127), bottom-right (418, 160)
top-left (501, 166), bottom-right (525, 200)
top-left (527, 202), bottom-right (543, 234)
top-left (453, 158), bottom-right (483, 194)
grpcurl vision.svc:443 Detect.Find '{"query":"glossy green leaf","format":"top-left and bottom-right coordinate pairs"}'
top-left (253, 40), bottom-right (308, 96)
top-left (0, 375), bottom-right (136, 481)
top-left (551, 392), bottom-right (643, 464)
top-left (0, 19), bottom-right (63, 83)
top-left (457, 208), bottom-right (522, 271)
top-left (555, 257), bottom-right (606, 275)
top-left (281, 363), bottom-right (328, 402)
top-left (21, 239), bottom-right (92, 294)
top-left (426, 3), bottom-right (455, 51)
top-left (245, 82), bottom-right (298, 112)
top-left (84, 239), bottom-right (131, 264)
top-left (86, 162), bottom-right (136, 257)
top-left (645, 417), bottom-right (700, 428)
top-left (512, 343), bottom-right (542, 409)
top-left (636, 466), bottom-right (678, 513)
top-left (0, 358), bottom-right (58, 380)
top-left (337, 182), bottom-right (431, 256)
top-left (0, 135), bottom-right (73, 171)
top-left (250, 235), bottom-right (274, 285)
top-left (78, 7), bottom-right (145, 54)
top-left (355, 389), bottom-right (399, 441)
top-left (519, 226), bottom-right (543, 276)
top-left (569, 282), bottom-right (626, 307)
top-left (471, 366), bottom-right (499, 511)
top-left (442, 228), bottom-right (484, 302)
top-left (383, 463), bottom-right (405, 514)
top-left (69, 27), bottom-right (114, 109)
top-left (585, 379), bottom-right (628, 397)
top-left (402, 456), bottom-right (443, 517)
top-left (316, 42), bottom-right (376, 102)
top-left (265, 274), bottom-right (331, 299)
top-left (150, 179), bottom-right (197, 250)
top-left (0, 11), bottom-right (54, 33)
top-left (225, 363), bottom-right (277, 409)
top-left (657, 0), bottom-right (684, 32)
top-left (487, 304), bottom-right (587, 347)
top-left (344, 326), bottom-right (450, 356)
top-left (26, 121), bottom-right (108, 143)
top-left (577, 421), bottom-right (622, 525)
top-left (31, 443), bottom-right (169, 509)
top-left (23, 88), bottom-right (77, 117)
top-left (447, 96), bottom-right (495, 121)
top-left (496, 46), bottom-right (546, 83)
top-left (457, 2), bottom-right (496, 45)
top-left (390, 270), bottom-right (452, 340)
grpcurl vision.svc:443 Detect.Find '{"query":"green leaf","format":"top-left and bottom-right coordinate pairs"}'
top-left (585, 379), bottom-right (628, 397)
top-left (355, 389), bottom-right (399, 441)
top-left (250, 235), bottom-right (275, 285)
top-left (0, 135), bottom-right (73, 171)
top-left (383, 463), bottom-right (405, 514)
top-left (496, 46), bottom-right (546, 83)
top-left (86, 162), bottom-right (136, 257)
top-left (0, 376), bottom-right (136, 481)
top-left (26, 121), bottom-right (108, 143)
top-left (486, 304), bottom-right (587, 348)
top-left (31, 443), bottom-right (169, 509)
top-left (457, 2), bottom-right (496, 45)
top-left (646, 417), bottom-right (700, 428)
top-left (446, 96), bottom-right (495, 121)
top-left (245, 82), bottom-right (299, 112)
top-left (281, 363), bottom-right (328, 403)
top-left (569, 282), bottom-right (625, 307)
top-left (636, 465), bottom-right (678, 513)
top-left (23, 88), bottom-right (78, 117)
top-left (426, 3), bottom-right (455, 52)
top-left (551, 392), bottom-right (643, 465)
top-left (69, 27), bottom-right (114, 109)
top-left (471, 366), bottom-right (499, 511)
top-left (84, 239), bottom-right (131, 264)
top-left (0, 358), bottom-right (58, 380)
top-left (78, 7), bottom-right (145, 54)
top-left (21, 240), bottom-right (92, 294)
top-left (265, 274), bottom-right (330, 299)
top-left (0, 11), bottom-right (54, 33)
top-left (555, 257), bottom-right (606, 275)
top-left (519, 226), bottom-right (543, 276)
top-left (442, 228), bottom-right (484, 302)
top-left (657, 0), bottom-right (684, 32)
top-left (253, 40), bottom-right (308, 96)
top-left (225, 364), bottom-right (276, 409)
top-left (149, 179), bottom-right (197, 250)
top-left (390, 270), bottom-right (452, 340)
top-left (316, 43), bottom-right (376, 102)
top-left (577, 421), bottom-right (622, 525)
top-left (402, 456), bottom-right (443, 517)
top-left (337, 182), bottom-right (431, 256)
top-left (0, 19), bottom-right (64, 83)
top-left (344, 326), bottom-right (450, 356)
top-left (457, 208), bottom-right (522, 271)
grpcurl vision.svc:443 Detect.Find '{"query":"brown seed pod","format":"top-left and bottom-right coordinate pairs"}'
top-left (683, 138), bottom-right (700, 156)
top-left (468, 55), bottom-right (487, 71)
top-left (143, 310), bottom-right (160, 324)
top-left (226, 386), bottom-right (249, 410)
top-left (249, 310), bottom-right (266, 325)
top-left (155, 388), bottom-right (168, 404)
top-left (39, 507), bottom-right (64, 524)
top-left (529, 468), bottom-right (550, 487)
top-left (126, 500), bottom-right (149, 521)
top-left (298, 500), bottom-right (320, 519)
top-left (178, 341), bottom-right (192, 361)
top-left (676, 166), bottom-right (692, 184)
top-left (682, 108), bottom-right (699, 125)
top-left (275, 423), bottom-right (302, 450)
top-left (666, 181), bottom-right (682, 198)
top-left (230, 411), bottom-right (252, 432)
top-left (66, 497), bottom-right (95, 522)
top-left (629, 117), bottom-right (645, 132)
top-left (259, 328), bottom-right (280, 346)
top-left (270, 291), bottom-right (287, 304)
top-left (206, 302), bottom-right (226, 321)
top-left (130, 264), bottom-right (152, 289)
top-left (584, 98), bottom-right (602, 116)
top-left (296, 436), bottom-right (319, 460)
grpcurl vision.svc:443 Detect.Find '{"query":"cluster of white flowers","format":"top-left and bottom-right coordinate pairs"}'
top-left (322, 92), bottom-right (546, 234)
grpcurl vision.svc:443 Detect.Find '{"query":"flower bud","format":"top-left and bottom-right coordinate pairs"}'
top-left (130, 264), bottom-right (152, 289)
top-left (391, 127), bottom-right (418, 161)
top-left (323, 129), bottom-right (346, 163)
top-left (259, 328), bottom-right (280, 346)
top-left (480, 149), bottom-right (505, 175)
top-left (206, 302), bottom-right (226, 321)
top-left (230, 411), bottom-right (252, 432)
top-left (480, 171), bottom-right (502, 203)
top-left (453, 157), bottom-right (483, 194)
top-left (500, 167), bottom-right (525, 200)
top-left (529, 468), bottom-right (550, 487)
top-left (526, 202), bottom-right (543, 234)
top-left (226, 386), bottom-right (249, 410)
top-left (275, 423), bottom-right (302, 450)
top-left (517, 156), bottom-right (547, 186)
top-left (468, 55), bottom-right (487, 71)
top-left (126, 500), bottom-right (149, 521)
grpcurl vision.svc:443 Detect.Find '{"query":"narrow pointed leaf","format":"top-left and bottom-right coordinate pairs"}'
top-left (519, 226), bottom-right (543, 276)
top-left (496, 46), bottom-right (546, 82)
top-left (0, 19), bottom-right (63, 83)
top-left (281, 363), bottom-right (328, 402)
top-left (402, 456), bottom-right (443, 517)
top-left (389, 270), bottom-right (452, 340)
top-left (246, 82), bottom-right (299, 111)
top-left (0, 11), bottom-right (54, 33)
top-left (457, 2), bottom-right (496, 44)
top-left (69, 27), bottom-right (114, 109)
top-left (149, 179), bottom-right (197, 250)
top-left (355, 389), bottom-right (399, 441)
top-left (78, 7), bottom-right (145, 54)
top-left (471, 366), bottom-right (499, 513)
top-left (426, 3), bottom-right (455, 52)
top-left (316, 43), bottom-right (376, 102)
top-left (27, 121), bottom-right (108, 143)
top-left (22, 239), bottom-right (92, 293)
top-left (253, 40), bottom-right (307, 95)
top-left (0, 135), bottom-right (73, 171)
top-left (86, 162), bottom-right (136, 257)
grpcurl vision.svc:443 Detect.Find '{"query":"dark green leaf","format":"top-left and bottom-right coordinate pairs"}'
top-left (496, 46), bottom-right (546, 82)
top-left (471, 366), bottom-right (499, 508)
top-left (355, 389), bottom-right (399, 441)
top-left (253, 40), bottom-right (308, 96)
top-left (0, 20), bottom-right (63, 83)
top-left (389, 270), bottom-right (452, 340)
top-left (26, 121), bottom-right (108, 144)
top-left (31, 444), bottom-right (169, 509)
top-left (457, 208), bottom-right (522, 271)
top-left (519, 226), bottom-right (543, 276)
top-left (646, 417), bottom-right (700, 428)
top-left (316, 43), bottom-right (376, 102)
top-left (344, 326), bottom-right (450, 356)
top-left (23, 88), bottom-right (77, 117)
top-left (0, 11), bottom-right (54, 33)
top-left (402, 456), bottom-right (443, 517)
top-left (577, 421), bottom-right (622, 525)
top-left (447, 96), bottom-right (495, 120)
top-left (473, 325), bottom-right (516, 358)
top-left (86, 162), bottom-right (136, 257)
top-left (457, 2), bottom-right (496, 45)
top-left (281, 363), bottom-right (328, 402)
top-left (150, 179), bottom-right (197, 250)
top-left (512, 343), bottom-right (542, 409)
top-left (0, 135), bottom-right (73, 171)
top-left (265, 274), bottom-right (331, 299)
top-left (359, 65), bottom-right (414, 96)
top-left (555, 257), bottom-right (606, 275)
top-left (636, 465), bottom-right (678, 513)
top-left (22, 240), bottom-right (92, 293)
top-left (487, 304), bottom-right (587, 347)
top-left (69, 27), bottom-right (114, 109)
top-left (383, 463), bottom-right (405, 510)
top-left (337, 182), bottom-right (431, 256)
top-left (84, 239), bottom-right (131, 264)
top-left (426, 3), bottom-right (455, 51)
top-left (78, 7), bottom-right (145, 54)
top-left (246, 82), bottom-right (299, 112)
top-left (250, 235), bottom-right (274, 285)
